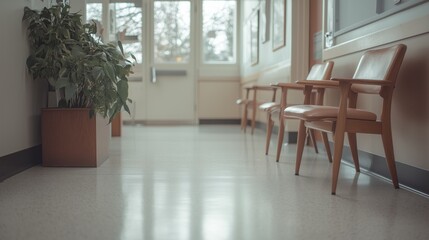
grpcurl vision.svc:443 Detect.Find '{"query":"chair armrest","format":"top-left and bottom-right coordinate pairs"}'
top-left (296, 79), bottom-right (339, 88)
top-left (252, 85), bottom-right (278, 91)
top-left (271, 82), bottom-right (305, 90)
top-left (331, 78), bottom-right (394, 86)
top-left (243, 85), bottom-right (277, 91)
top-left (240, 84), bottom-right (278, 104)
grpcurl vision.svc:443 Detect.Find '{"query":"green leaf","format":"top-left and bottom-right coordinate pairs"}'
top-left (116, 80), bottom-right (128, 102)
top-left (58, 68), bottom-right (67, 78)
top-left (89, 109), bottom-right (95, 118)
top-left (123, 103), bottom-right (130, 115)
top-left (26, 56), bottom-right (36, 69)
top-left (58, 99), bottom-right (68, 108)
top-left (48, 77), bottom-right (56, 87)
top-left (71, 45), bottom-right (84, 57)
top-left (62, 28), bottom-right (70, 39)
top-left (130, 54), bottom-right (137, 63)
top-left (103, 63), bottom-right (116, 82)
top-left (64, 85), bottom-right (77, 101)
top-left (117, 41), bottom-right (124, 55)
top-left (23, 7), bottom-right (36, 22)
top-left (55, 77), bottom-right (69, 89)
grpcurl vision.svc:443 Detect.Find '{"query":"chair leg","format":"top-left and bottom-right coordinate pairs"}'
top-left (295, 120), bottom-right (307, 175)
top-left (381, 124), bottom-right (399, 189)
top-left (239, 107), bottom-right (243, 130)
top-left (309, 129), bottom-right (319, 154)
top-left (251, 106), bottom-right (257, 135)
top-left (331, 130), bottom-right (346, 195)
top-left (242, 106), bottom-right (248, 132)
top-left (265, 113), bottom-right (274, 155)
top-left (347, 133), bottom-right (360, 172)
top-left (321, 132), bottom-right (332, 163)
top-left (275, 117), bottom-right (285, 162)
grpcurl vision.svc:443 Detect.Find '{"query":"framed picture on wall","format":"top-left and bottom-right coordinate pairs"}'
top-left (250, 10), bottom-right (259, 65)
top-left (272, 0), bottom-right (286, 51)
top-left (260, 0), bottom-right (271, 43)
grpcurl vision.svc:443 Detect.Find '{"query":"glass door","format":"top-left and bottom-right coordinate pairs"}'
top-left (144, 0), bottom-right (196, 124)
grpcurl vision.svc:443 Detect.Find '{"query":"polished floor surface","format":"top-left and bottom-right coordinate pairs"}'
top-left (1, 125), bottom-right (429, 240)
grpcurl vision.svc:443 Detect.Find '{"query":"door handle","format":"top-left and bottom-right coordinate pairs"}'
top-left (150, 67), bottom-right (157, 84)
top-left (150, 68), bottom-right (187, 84)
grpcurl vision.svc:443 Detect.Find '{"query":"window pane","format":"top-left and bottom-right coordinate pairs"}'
top-left (86, 3), bottom-right (105, 42)
top-left (202, 0), bottom-right (236, 63)
top-left (86, 3), bottom-right (102, 23)
top-left (110, 2), bottom-right (143, 63)
top-left (154, 1), bottom-right (191, 63)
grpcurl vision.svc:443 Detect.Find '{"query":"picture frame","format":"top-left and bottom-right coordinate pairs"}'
top-left (272, 0), bottom-right (286, 51)
top-left (260, 0), bottom-right (271, 43)
top-left (250, 10), bottom-right (259, 65)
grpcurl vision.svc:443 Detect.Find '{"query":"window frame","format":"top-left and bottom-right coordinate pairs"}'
top-left (332, 0), bottom-right (428, 38)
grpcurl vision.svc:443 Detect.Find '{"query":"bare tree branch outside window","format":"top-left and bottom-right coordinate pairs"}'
top-left (203, 0), bottom-right (236, 63)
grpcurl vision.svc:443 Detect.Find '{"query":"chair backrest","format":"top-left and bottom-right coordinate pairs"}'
top-left (352, 44), bottom-right (407, 94)
top-left (306, 61), bottom-right (334, 80)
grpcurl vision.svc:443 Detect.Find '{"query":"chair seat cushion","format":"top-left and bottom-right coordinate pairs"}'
top-left (236, 99), bottom-right (251, 105)
top-left (284, 105), bottom-right (377, 121)
top-left (259, 102), bottom-right (280, 112)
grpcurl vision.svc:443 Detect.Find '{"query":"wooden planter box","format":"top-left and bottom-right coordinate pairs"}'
top-left (111, 112), bottom-right (121, 137)
top-left (41, 108), bottom-right (110, 167)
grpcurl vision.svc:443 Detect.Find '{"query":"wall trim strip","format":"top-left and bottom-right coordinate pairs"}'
top-left (317, 142), bottom-right (429, 197)
top-left (199, 119), bottom-right (241, 125)
top-left (0, 145), bottom-right (42, 182)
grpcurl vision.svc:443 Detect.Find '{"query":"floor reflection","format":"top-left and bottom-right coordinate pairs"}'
top-left (1, 125), bottom-right (428, 240)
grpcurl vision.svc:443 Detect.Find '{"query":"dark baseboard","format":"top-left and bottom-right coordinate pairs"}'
top-left (0, 145), bottom-right (42, 182)
top-left (316, 141), bottom-right (429, 196)
top-left (123, 119), bottom-right (241, 125)
top-left (199, 119), bottom-right (241, 125)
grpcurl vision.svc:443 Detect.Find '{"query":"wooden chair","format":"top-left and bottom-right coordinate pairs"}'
top-left (236, 85), bottom-right (277, 134)
top-left (266, 62), bottom-right (335, 161)
top-left (284, 44), bottom-right (407, 194)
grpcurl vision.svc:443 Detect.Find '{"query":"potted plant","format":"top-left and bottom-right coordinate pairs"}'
top-left (23, 4), bottom-right (134, 167)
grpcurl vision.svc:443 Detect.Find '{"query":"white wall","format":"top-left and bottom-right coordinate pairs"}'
top-left (0, 0), bottom-right (48, 157)
top-left (240, 0), bottom-right (292, 80)
top-left (0, 0), bottom-right (88, 158)
top-left (239, 0), bottom-right (309, 130)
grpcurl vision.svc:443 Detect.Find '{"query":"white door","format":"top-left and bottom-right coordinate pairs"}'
top-left (144, 0), bottom-right (196, 124)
